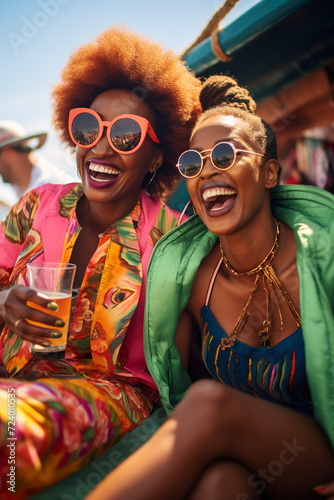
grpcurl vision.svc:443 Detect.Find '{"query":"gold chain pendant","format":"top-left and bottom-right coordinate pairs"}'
top-left (259, 330), bottom-right (272, 348)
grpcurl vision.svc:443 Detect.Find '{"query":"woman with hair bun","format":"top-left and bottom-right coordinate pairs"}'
top-left (86, 75), bottom-right (334, 500)
top-left (0, 26), bottom-right (201, 498)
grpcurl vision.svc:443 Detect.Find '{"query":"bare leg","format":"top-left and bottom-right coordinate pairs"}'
top-left (187, 461), bottom-right (261, 500)
top-left (86, 380), bottom-right (334, 500)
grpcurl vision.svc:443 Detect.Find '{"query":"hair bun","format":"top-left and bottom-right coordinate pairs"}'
top-left (200, 75), bottom-right (257, 114)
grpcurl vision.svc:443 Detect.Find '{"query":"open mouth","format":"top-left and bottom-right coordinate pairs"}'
top-left (88, 162), bottom-right (121, 183)
top-left (202, 186), bottom-right (237, 213)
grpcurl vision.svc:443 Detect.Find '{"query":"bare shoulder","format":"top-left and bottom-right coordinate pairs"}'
top-left (276, 221), bottom-right (298, 274)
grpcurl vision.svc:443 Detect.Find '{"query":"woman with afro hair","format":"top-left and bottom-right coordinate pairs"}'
top-left (0, 26), bottom-right (201, 498)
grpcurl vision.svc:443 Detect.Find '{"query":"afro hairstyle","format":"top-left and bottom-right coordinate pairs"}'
top-left (52, 26), bottom-right (202, 197)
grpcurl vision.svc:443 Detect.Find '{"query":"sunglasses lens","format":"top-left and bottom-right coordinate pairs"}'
top-left (110, 118), bottom-right (141, 152)
top-left (71, 113), bottom-right (100, 146)
top-left (212, 143), bottom-right (235, 169)
top-left (178, 151), bottom-right (202, 178)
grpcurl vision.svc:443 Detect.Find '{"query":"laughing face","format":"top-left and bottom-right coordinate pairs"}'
top-left (76, 89), bottom-right (162, 214)
top-left (187, 114), bottom-right (275, 235)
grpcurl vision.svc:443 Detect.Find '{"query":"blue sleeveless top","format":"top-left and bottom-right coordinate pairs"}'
top-left (201, 259), bottom-right (314, 418)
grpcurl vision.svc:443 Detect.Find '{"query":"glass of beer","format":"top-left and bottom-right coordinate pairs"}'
top-left (26, 262), bottom-right (76, 358)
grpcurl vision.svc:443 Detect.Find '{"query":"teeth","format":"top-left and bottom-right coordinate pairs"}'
top-left (89, 162), bottom-right (120, 176)
top-left (90, 177), bottom-right (111, 183)
top-left (202, 187), bottom-right (236, 201)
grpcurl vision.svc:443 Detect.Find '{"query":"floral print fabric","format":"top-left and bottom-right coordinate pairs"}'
top-left (0, 373), bottom-right (156, 499)
top-left (0, 183), bottom-right (181, 498)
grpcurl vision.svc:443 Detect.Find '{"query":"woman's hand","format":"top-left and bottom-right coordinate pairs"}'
top-left (314, 480), bottom-right (334, 498)
top-left (0, 285), bottom-right (65, 346)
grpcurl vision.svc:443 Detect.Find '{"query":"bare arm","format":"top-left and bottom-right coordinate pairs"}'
top-left (175, 309), bottom-right (211, 381)
top-left (174, 310), bottom-right (193, 370)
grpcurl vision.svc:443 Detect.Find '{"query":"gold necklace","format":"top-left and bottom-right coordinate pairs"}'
top-left (219, 219), bottom-right (301, 349)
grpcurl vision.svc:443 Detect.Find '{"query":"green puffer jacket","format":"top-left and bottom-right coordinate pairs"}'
top-left (143, 185), bottom-right (334, 450)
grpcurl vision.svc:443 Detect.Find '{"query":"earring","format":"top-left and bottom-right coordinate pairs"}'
top-left (144, 170), bottom-right (156, 193)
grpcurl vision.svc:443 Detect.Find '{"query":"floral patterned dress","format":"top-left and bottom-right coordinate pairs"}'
top-left (0, 183), bottom-right (181, 499)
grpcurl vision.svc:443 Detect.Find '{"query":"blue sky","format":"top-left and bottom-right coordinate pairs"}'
top-left (1, 0), bottom-right (256, 178)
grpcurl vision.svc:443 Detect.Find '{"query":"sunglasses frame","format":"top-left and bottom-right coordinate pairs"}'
top-left (176, 141), bottom-right (268, 179)
top-left (68, 108), bottom-right (160, 155)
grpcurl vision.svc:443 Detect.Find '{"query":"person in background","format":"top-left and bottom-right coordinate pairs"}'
top-left (0, 120), bottom-right (76, 201)
top-left (0, 26), bottom-right (201, 499)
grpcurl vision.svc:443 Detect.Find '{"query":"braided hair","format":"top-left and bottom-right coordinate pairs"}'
top-left (193, 75), bottom-right (278, 165)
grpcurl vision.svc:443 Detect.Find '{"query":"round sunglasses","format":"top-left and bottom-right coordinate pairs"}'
top-left (176, 142), bottom-right (268, 178)
top-left (68, 108), bottom-right (160, 154)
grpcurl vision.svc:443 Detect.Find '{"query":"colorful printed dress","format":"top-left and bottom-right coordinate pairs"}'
top-left (0, 183), bottom-right (182, 499)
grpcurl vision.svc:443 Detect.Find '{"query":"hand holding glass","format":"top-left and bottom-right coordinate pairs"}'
top-left (27, 262), bottom-right (76, 357)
